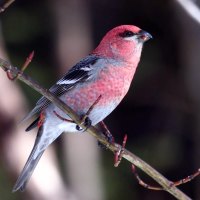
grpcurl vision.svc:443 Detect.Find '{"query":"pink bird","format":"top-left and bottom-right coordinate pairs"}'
top-left (13, 25), bottom-right (152, 192)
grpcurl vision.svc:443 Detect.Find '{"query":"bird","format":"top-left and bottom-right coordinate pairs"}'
top-left (12, 25), bottom-right (152, 192)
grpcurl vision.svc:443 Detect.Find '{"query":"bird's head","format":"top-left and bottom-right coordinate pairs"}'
top-left (93, 25), bottom-right (152, 63)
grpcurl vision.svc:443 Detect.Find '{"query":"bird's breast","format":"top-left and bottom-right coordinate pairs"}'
top-left (64, 64), bottom-right (136, 113)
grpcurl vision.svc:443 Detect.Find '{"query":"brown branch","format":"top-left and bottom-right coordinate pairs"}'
top-left (132, 165), bottom-right (200, 191)
top-left (0, 58), bottom-right (193, 200)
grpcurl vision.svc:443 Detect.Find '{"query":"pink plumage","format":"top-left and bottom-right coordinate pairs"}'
top-left (13, 25), bottom-right (152, 192)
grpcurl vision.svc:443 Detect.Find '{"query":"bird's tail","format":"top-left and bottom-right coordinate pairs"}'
top-left (12, 127), bottom-right (46, 192)
top-left (12, 144), bottom-right (45, 192)
top-left (13, 115), bottom-right (64, 192)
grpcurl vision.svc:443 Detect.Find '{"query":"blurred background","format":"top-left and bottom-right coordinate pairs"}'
top-left (0, 0), bottom-right (199, 199)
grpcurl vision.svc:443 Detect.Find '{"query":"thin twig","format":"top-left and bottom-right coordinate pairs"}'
top-left (6, 51), bottom-right (34, 81)
top-left (0, 58), bottom-right (193, 200)
top-left (0, 0), bottom-right (15, 13)
top-left (132, 165), bottom-right (200, 191)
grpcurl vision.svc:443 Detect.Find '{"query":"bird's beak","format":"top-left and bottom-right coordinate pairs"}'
top-left (137, 30), bottom-right (153, 42)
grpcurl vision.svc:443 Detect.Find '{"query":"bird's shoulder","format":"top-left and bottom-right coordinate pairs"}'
top-left (22, 55), bottom-right (101, 126)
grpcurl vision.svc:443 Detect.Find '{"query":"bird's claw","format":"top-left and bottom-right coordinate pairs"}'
top-left (98, 131), bottom-right (114, 148)
top-left (76, 95), bottom-right (101, 131)
top-left (76, 115), bottom-right (92, 131)
top-left (114, 134), bottom-right (127, 167)
top-left (98, 121), bottom-right (114, 149)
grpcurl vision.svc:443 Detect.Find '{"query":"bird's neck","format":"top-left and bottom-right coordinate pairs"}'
top-left (93, 41), bottom-right (143, 65)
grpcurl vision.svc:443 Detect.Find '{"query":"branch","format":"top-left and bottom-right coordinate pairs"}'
top-left (0, 58), bottom-right (192, 200)
top-left (175, 0), bottom-right (200, 24)
top-left (0, 0), bottom-right (15, 13)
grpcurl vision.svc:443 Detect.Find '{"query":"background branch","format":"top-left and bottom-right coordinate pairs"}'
top-left (0, 58), bottom-right (193, 200)
top-left (0, 0), bottom-right (15, 13)
top-left (175, 0), bottom-right (200, 24)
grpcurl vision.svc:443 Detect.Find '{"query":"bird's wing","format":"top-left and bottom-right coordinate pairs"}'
top-left (22, 55), bottom-right (99, 125)
top-left (13, 122), bottom-right (63, 192)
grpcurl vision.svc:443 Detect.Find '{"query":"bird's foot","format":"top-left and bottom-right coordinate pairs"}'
top-left (53, 110), bottom-right (91, 131)
top-left (98, 121), bottom-right (114, 149)
top-left (97, 120), bottom-right (127, 167)
top-left (53, 110), bottom-right (74, 122)
top-left (76, 115), bottom-right (92, 131)
top-left (76, 95), bottom-right (101, 131)
top-left (114, 134), bottom-right (127, 167)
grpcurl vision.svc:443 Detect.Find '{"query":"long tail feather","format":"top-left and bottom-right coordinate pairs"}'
top-left (13, 127), bottom-right (44, 192)
top-left (12, 149), bottom-right (45, 192)
top-left (13, 119), bottom-right (63, 192)
top-left (19, 106), bottom-right (41, 125)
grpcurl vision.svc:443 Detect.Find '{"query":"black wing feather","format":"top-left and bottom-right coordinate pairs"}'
top-left (22, 55), bottom-right (99, 127)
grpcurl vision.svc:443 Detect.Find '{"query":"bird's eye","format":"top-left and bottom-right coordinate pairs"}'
top-left (119, 30), bottom-right (135, 38)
